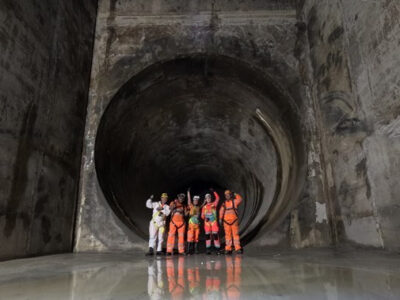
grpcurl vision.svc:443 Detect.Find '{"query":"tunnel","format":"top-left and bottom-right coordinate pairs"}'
top-left (95, 54), bottom-right (306, 245)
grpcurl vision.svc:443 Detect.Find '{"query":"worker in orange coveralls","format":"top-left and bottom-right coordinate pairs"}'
top-left (167, 193), bottom-right (186, 255)
top-left (166, 256), bottom-right (185, 300)
top-left (201, 188), bottom-right (221, 255)
top-left (219, 190), bottom-right (243, 255)
top-left (186, 188), bottom-right (201, 255)
top-left (223, 255), bottom-right (242, 300)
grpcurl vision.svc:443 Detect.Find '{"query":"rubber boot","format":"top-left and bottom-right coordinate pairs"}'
top-left (235, 248), bottom-right (243, 255)
top-left (186, 242), bottom-right (192, 255)
top-left (145, 247), bottom-right (154, 256)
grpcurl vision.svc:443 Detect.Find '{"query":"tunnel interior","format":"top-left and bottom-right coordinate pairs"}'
top-left (95, 55), bottom-right (305, 244)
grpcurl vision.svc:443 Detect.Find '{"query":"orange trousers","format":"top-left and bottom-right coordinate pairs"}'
top-left (187, 223), bottom-right (200, 243)
top-left (167, 220), bottom-right (186, 253)
top-left (223, 219), bottom-right (241, 251)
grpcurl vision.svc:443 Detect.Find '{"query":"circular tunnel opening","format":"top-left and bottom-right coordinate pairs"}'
top-left (95, 54), bottom-right (306, 245)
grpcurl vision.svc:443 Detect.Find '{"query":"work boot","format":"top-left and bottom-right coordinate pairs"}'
top-left (194, 243), bottom-right (199, 254)
top-left (206, 247), bottom-right (212, 255)
top-left (156, 251), bottom-right (164, 256)
top-left (166, 252), bottom-right (172, 256)
top-left (145, 247), bottom-right (154, 256)
top-left (215, 248), bottom-right (222, 255)
top-left (235, 248), bottom-right (243, 255)
top-left (186, 242), bottom-right (193, 255)
top-left (225, 250), bottom-right (233, 255)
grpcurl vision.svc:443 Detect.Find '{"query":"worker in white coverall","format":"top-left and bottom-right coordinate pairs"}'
top-left (146, 193), bottom-right (171, 256)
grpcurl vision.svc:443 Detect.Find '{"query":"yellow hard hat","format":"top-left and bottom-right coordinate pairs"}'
top-left (161, 193), bottom-right (168, 198)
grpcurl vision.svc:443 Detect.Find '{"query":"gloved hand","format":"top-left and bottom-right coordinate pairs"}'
top-left (156, 206), bottom-right (163, 211)
top-left (150, 195), bottom-right (154, 200)
top-left (187, 187), bottom-right (191, 193)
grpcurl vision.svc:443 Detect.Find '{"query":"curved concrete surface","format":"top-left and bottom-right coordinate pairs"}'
top-left (95, 55), bottom-right (306, 244)
top-left (1, 250), bottom-right (400, 299)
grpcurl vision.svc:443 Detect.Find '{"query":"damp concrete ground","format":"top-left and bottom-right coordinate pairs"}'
top-left (0, 249), bottom-right (399, 299)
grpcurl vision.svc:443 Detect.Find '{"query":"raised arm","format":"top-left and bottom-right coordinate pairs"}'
top-left (213, 191), bottom-right (220, 206)
top-left (187, 188), bottom-right (192, 206)
top-left (146, 195), bottom-right (154, 209)
top-left (234, 193), bottom-right (242, 206)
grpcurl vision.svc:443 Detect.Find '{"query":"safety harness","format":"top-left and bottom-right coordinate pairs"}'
top-left (171, 201), bottom-right (186, 229)
top-left (152, 202), bottom-right (166, 232)
top-left (222, 199), bottom-right (239, 225)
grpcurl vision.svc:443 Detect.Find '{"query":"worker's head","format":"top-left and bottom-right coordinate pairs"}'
top-left (224, 190), bottom-right (232, 200)
top-left (161, 193), bottom-right (168, 203)
top-left (177, 193), bottom-right (185, 203)
top-left (205, 193), bottom-right (212, 203)
top-left (193, 195), bottom-right (200, 205)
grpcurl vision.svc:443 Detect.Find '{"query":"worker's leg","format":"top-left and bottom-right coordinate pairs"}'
top-left (149, 221), bottom-right (157, 250)
top-left (194, 226), bottom-right (200, 243)
top-left (211, 221), bottom-right (220, 250)
top-left (177, 223), bottom-right (186, 254)
top-left (156, 226), bottom-right (165, 252)
top-left (232, 221), bottom-right (241, 251)
top-left (224, 223), bottom-right (233, 251)
top-left (167, 223), bottom-right (177, 253)
top-left (187, 224), bottom-right (194, 243)
top-left (204, 222), bottom-right (212, 250)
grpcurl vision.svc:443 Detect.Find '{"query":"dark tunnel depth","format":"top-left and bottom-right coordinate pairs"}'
top-left (95, 55), bottom-right (306, 244)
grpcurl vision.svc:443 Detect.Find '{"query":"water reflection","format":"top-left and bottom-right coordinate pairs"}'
top-left (148, 255), bottom-right (242, 300)
top-left (0, 252), bottom-right (400, 299)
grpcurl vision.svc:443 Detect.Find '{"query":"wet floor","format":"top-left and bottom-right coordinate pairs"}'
top-left (0, 249), bottom-right (399, 299)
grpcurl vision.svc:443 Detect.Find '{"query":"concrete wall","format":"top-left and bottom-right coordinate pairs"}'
top-left (0, 0), bottom-right (97, 260)
top-left (75, 0), bottom-right (332, 252)
top-left (299, 0), bottom-right (400, 250)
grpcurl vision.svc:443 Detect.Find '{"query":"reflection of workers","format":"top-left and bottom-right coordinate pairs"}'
top-left (187, 265), bottom-right (200, 298)
top-left (167, 193), bottom-right (186, 255)
top-left (201, 188), bottom-right (221, 255)
top-left (204, 257), bottom-right (222, 298)
top-left (223, 255), bottom-right (242, 300)
top-left (186, 188), bottom-right (201, 255)
top-left (219, 190), bottom-right (243, 254)
top-left (166, 256), bottom-right (185, 300)
top-left (146, 193), bottom-right (171, 256)
top-left (147, 259), bottom-right (166, 300)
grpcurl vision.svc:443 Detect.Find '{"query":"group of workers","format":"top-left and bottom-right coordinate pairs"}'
top-left (146, 188), bottom-right (243, 256)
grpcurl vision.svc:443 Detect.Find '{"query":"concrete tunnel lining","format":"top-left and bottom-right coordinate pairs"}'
top-left (94, 54), bottom-right (306, 245)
